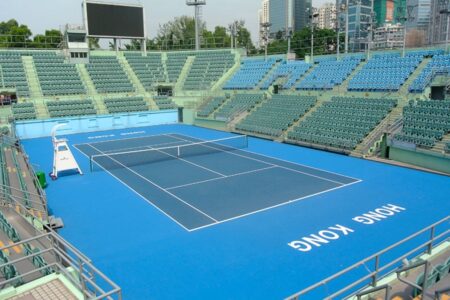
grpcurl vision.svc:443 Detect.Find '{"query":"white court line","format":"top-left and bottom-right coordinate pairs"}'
top-left (189, 179), bottom-right (362, 232)
top-left (100, 140), bottom-right (186, 154)
top-left (170, 133), bottom-right (362, 183)
top-left (166, 166), bottom-right (277, 191)
top-left (167, 134), bottom-right (349, 186)
top-left (74, 145), bottom-right (194, 232)
top-left (73, 132), bottom-right (180, 147)
top-left (145, 145), bottom-right (227, 178)
top-left (87, 143), bottom-right (219, 223)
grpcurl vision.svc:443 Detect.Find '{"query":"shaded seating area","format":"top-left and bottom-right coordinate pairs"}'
top-left (214, 93), bottom-right (264, 121)
top-left (12, 103), bottom-right (36, 120)
top-left (124, 52), bottom-right (166, 91)
top-left (183, 51), bottom-right (235, 90)
top-left (46, 99), bottom-right (96, 118)
top-left (104, 96), bottom-right (149, 114)
top-left (236, 95), bottom-right (317, 137)
top-left (223, 58), bottom-right (277, 90)
top-left (153, 96), bottom-right (177, 110)
top-left (288, 97), bottom-right (397, 151)
top-left (0, 52), bottom-right (29, 98)
top-left (33, 52), bottom-right (85, 96)
top-left (87, 56), bottom-right (134, 93)
top-left (197, 96), bottom-right (227, 118)
top-left (166, 52), bottom-right (190, 83)
top-left (394, 100), bottom-right (450, 148)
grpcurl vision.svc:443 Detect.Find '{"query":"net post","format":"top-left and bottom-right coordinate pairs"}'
top-left (177, 146), bottom-right (180, 157)
top-left (89, 155), bottom-right (93, 172)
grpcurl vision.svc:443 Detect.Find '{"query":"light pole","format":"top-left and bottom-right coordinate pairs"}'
top-left (345, 0), bottom-right (349, 53)
top-left (308, 9), bottom-right (319, 63)
top-left (261, 22), bottom-right (271, 61)
top-left (440, 7), bottom-right (450, 53)
top-left (400, 17), bottom-right (408, 57)
top-left (287, 27), bottom-right (293, 56)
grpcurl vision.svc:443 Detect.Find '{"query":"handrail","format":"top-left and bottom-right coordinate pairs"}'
top-left (285, 216), bottom-right (449, 300)
top-left (0, 199), bottom-right (121, 299)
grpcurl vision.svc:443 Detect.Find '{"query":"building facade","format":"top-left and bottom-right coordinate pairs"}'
top-left (373, 0), bottom-right (407, 26)
top-left (268, 0), bottom-right (312, 38)
top-left (317, 3), bottom-right (338, 29)
top-left (429, 0), bottom-right (449, 45)
top-left (259, 0), bottom-right (270, 46)
top-left (404, 0), bottom-right (432, 45)
top-left (373, 23), bottom-right (405, 48)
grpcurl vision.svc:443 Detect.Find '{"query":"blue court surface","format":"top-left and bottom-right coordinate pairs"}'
top-left (74, 133), bottom-right (360, 231)
top-left (21, 124), bottom-right (450, 299)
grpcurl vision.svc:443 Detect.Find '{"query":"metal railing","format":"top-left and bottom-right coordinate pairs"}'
top-left (0, 194), bottom-right (122, 299)
top-left (285, 216), bottom-right (449, 300)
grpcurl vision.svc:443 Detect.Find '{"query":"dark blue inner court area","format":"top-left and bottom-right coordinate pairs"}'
top-left (21, 124), bottom-right (450, 300)
top-left (74, 133), bottom-right (360, 231)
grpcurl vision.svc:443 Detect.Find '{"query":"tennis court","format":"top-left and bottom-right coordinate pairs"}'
top-left (74, 133), bottom-right (361, 231)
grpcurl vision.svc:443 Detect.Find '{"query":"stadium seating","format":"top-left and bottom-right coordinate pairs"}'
top-left (288, 97), bottom-right (397, 150)
top-left (33, 52), bottom-right (85, 96)
top-left (405, 49), bottom-right (444, 58)
top-left (313, 56), bottom-right (337, 63)
top-left (394, 100), bottom-right (450, 148)
top-left (260, 61), bottom-right (311, 90)
top-left (446, 142), bottom-right (450, 153)
top-left (197, 96), bottom-right (227, 117)
top-left (46, 99), bottom-right (96, 118)
top-left (124, 52), bottom-right (166, 91)
top-left (223, 58), bottom-right (277, 90)
top-left (104, 97), bottom-right (149, 114)
top-left (153, 95), bottom-right (177, 110)
top-left (409, 55), bottom-right (450, 93)
top-left (87, 56), bottom-right (134, 93)
top-left (348, 55), bottom-right (422, 92)
top-left (297, 58), bottom-right (361, 90)
top-left (214, 93), bottom-right (264, 121)
top-left (12, 103), bottom-right (36, 120)
top-left (0, 52), bottom-right (30, 98)
top-left (236, 95), bottom-right (317, 137)
top-left (183, 51), bottom-right (235, 90)
top-left (166, 52), bottom-right (190, 83)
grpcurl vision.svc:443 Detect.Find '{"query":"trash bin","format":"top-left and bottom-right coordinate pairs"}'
top-left (36, 171), bottom-right (48, 189)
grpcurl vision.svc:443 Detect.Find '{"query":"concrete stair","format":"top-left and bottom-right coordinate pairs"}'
top-left (256, 60), bottom-right (282, 89)
top-left (283, 95), bottom-right (329, 139)
top-left (92, 95), bottom-right (108, 115)
top-left (117, 55), bottom-right (146, 93)
top-left (76, 64), bottom-right (98, 96)
top-left (432, 133), bottom-right (450, 153)
top-left (334, 60), bottom-right (368, 93)
top-left (175, 56), bottom-right (195, 92)
top-left (161, 52), bottom-right (169, 83)
top-left (290, 64), bottom-right (317, 91)
top-left (34, 101), bottom-right (49, 119)
top-left (21, 56), bottom-right (42, 98)
top-left (211, 51), bottom-right (241, 91)
top-left (399, 58), bottom-right (431, 95)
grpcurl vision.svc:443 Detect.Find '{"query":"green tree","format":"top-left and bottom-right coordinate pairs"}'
top-left (88, 37), bottom-right (100, 49)
top-left (156, 16), bottom-right (204, 50)
top-left (32, 29), bottom-right (62, 48)
top-left (230, 20), bottom-right (255, 52)
top-left (0, 19), bottom-right (32, 48)
top-left (212, 26), bottom-right (231, 48)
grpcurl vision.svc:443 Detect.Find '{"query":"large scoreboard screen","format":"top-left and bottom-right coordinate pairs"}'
top-left (84, 1), bottom-right (145, 38)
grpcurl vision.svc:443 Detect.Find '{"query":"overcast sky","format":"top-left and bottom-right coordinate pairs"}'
top-left (0, 0), bottom-right (330, 44)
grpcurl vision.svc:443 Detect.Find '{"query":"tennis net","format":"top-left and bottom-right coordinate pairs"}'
top-left (90, 135), bottom-right (248, 172)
